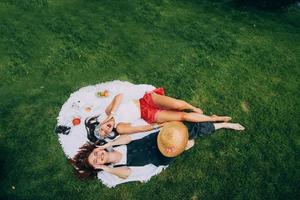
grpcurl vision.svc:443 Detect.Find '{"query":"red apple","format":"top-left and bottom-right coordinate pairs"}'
top-left (72, 118), bottom-right (81, 126)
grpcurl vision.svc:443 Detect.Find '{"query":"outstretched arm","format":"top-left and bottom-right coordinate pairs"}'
top-left (98, 165), bottom-right (131, 179)
top-left (97, 135), bottom-right (132, 149)
top-left (105, 93), bottom-right (123, 115)
top-left (116, 123), bottom-right (164, 135)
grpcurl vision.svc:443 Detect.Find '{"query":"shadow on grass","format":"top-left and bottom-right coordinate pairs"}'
top-left (0, 142), bottom-right (20, 200)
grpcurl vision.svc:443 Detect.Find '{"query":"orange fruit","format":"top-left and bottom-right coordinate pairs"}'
top-left (103, 90), bottom-right (109, 97)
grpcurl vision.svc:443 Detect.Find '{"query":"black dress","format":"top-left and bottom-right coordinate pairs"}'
top-left (125, 132), bottom-right (172, 167)
top-left (114, 122), bottom-right (215, 167)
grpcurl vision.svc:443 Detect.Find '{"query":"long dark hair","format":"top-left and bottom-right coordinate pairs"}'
top-left (69, 143), bottom-right (100, 179)
top-left (85, 115), bottom-right (118, 144)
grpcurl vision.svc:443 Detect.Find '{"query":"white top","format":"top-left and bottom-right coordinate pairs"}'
top-left (113, 100), bottom-right (141, 127)
top-left (112, 145), bottom-right (127, 166)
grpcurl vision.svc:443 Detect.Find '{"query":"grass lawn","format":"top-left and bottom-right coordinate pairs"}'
top-left (0, 0), bottom-right (299, 199)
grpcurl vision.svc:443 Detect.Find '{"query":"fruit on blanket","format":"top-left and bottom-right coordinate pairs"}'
top-left (85, 107), bottom-right (92, 112)
top-left (103, 90), bottom-right (109, 97)
top-left (96, 90), bottom-right (109, 97)
top-left (96, 91), bottom-right (103, 97)
top-left (72, 118), bottom-right (81, 126)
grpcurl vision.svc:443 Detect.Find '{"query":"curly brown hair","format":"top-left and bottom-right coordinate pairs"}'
top-left (69, 143), bottom-right (99, 180)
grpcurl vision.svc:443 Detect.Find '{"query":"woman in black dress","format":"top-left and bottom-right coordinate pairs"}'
top-left (71, 121), bottom-right (244, 179)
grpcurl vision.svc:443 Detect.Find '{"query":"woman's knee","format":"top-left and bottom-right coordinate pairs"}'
top-left (180, 112), bottom-right (189, 121)
top-left (173, 100), bottom-right (188, 110)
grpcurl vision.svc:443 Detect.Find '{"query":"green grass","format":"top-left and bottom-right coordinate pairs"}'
top-left (0, 0), bottom-right (299, 199)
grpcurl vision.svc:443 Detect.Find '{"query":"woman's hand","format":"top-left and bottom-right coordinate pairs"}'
top-left (152, 122), bottom-right (167, 129)
top-left (96, 142), bottom-right (111, 150)
top-left (101, 112), bottom-right (114, 125)
top-left (158, 122), bottom-right (167, 128)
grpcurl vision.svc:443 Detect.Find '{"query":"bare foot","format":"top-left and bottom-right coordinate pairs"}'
top-left (226, 123), bottom-right (245, 131)
top-left (223, 116), bottom-right (232, 122)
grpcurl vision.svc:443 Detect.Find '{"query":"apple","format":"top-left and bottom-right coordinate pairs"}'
top-left (72, 118), bottom-right (81, 126)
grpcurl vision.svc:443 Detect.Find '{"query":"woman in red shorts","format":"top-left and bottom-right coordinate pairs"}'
top-left (89, 88), bottom-right (231, 140)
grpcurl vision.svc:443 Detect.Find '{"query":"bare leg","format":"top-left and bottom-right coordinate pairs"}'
top-left (213, 123), bottom-right (245, 131)
top-left (155, 110), bottom-right (231, 123)
top-left (185, 123), bottom-right (244, 151)
top-left (151, 93), bottom-right (203, 113)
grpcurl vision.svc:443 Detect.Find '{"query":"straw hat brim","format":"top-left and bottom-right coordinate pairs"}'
top-left (157, 121), bottom-right (188, 157)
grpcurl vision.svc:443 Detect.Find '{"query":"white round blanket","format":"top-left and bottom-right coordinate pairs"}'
top-left (56, 80), bottom-right (167, 187)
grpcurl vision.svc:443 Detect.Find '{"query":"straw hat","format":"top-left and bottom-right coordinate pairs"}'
top-left (157, 121), bottom-right (189, 157)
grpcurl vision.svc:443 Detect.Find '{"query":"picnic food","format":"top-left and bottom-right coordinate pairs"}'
top-left (72, 118), bottom-right (81, 126)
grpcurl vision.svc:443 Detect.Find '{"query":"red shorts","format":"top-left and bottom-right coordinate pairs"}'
top-left (139, 87), bottom-right (165, 124)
